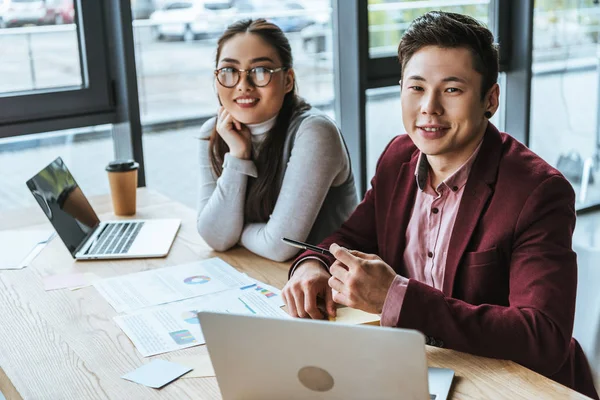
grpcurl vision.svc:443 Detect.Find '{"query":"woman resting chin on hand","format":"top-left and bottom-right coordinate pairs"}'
top-left (196, 18), bottom-right (358, 262)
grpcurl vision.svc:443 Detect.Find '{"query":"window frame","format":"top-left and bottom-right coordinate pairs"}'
top-left (0, 0), bottom-right (115, 139)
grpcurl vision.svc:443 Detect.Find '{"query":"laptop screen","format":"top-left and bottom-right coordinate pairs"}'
top-left (26, 157), bottom-right (100, 256)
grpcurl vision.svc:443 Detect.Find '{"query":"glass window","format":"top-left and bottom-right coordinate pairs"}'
top-left (367, 0), bottom-right (491, 59)
top-left (529, 0), bottom-right (600, 210)
top-left (0, 1), bottom-right (113, 136)
top-left (133, 0), bottom-right (335, 207)
top-left (0, 0), bottom-right (81, 94)
top-left (0, 125), bottom-right (114, 212)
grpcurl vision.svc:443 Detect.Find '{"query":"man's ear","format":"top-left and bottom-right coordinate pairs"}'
top-left (485, 83), bottom-right (500, 115)
top-left (285, 68), bottom-right (295, 94)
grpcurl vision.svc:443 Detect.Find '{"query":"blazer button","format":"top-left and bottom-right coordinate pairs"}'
top-left (432, 207), bottom-right (439, 214)
top-left (427, 251), bottom-right (433, 258)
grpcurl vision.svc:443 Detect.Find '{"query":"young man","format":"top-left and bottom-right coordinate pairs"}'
top-left (282, 11), bottom-right (598, 399)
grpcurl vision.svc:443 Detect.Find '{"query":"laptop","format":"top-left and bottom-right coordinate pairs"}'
top-left (198, 311), bottom-right (454, 400)
top-left (26, 157), bottom-right (180, 260)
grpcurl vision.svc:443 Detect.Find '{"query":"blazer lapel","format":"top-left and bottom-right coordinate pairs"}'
top-left (385, 151), bottom-right (419, 275)
top-left (443, 123), bottom-right (503, 296)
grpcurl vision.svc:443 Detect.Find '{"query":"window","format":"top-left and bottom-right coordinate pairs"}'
top-left (0, 125), bottom-right (114, 211)
top-left (367, 0), bottom-right (490, 58)
top-left (529, 0), bottom-right (600, 211)
top-left (0, 0), bottom-right (114, 138)
top-left (0, 1), bottom-right (131, 211)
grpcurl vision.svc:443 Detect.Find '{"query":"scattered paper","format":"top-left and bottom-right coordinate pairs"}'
top-left (69, 272), bottom-right (103, 291)
top-left (94, 258), bottom-right (255, 313)
top-left (121, 359), bottom-right (191, 389)
top-left (43, 273), bottom-right (88, 291)
top-left (170, 354), bottom-right (215, 378)
top-left (115, 288), bottom-right (289, 357)
top-left (331, 306), bottom-right (380, 325)
top-left (0, 230), bottom-right (54, 270)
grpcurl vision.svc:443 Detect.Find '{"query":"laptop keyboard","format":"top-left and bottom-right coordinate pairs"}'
top-left (86, 222), bottom-right (144, 255)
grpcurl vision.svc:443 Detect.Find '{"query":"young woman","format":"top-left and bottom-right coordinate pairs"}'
top-left (197, 18), bottom-right (358, 262)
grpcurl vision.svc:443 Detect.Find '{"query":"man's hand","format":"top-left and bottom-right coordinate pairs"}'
top-left (328, 243), bottom-right (397, 314)
top-left (216, 106), bottom-right (251, 159)
top-left (282, 260), bottom-right (336, 320)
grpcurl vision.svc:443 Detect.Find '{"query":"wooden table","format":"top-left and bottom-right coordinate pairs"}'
top-left (0, 189), bottom-right (590, 399)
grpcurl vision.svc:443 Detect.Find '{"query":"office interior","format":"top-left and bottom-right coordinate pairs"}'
top-left (1, 0), bottom-right (600, 398)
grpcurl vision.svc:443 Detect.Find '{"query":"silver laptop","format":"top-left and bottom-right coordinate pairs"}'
top-left (26, 157), bottom-right (180, 260)
top-left (198, 311), bottom-right (454, 400)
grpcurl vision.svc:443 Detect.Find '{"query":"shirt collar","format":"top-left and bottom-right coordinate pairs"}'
top-left (415, 139), bottom-right (484, 193)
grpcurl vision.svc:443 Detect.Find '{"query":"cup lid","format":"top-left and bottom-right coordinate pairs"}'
top-left (106, 160), bottom-right (139, 172)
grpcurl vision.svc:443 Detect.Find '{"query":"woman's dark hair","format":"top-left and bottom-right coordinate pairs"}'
top-left (208, 18), bottom-right (310, 223)
top-left (398, 11), bottom-right (499, 100)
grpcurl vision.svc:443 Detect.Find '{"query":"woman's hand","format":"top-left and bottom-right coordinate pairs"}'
top-left (216, 107), bottom-right (252, 160)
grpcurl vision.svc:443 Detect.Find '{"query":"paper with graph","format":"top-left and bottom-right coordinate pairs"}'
top-left (94, 258), bottom-right (254, 313)
top-left (114, 286), bottom-right (289, 357)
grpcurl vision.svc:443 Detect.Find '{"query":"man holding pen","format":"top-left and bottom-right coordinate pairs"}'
top-left (281, 11), bottom-right (598, 399)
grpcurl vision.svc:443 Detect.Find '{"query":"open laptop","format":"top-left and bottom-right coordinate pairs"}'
top-left (26, 157), bottom-right (180, 260)
top-left (198, 312), bottom-right (454, 400)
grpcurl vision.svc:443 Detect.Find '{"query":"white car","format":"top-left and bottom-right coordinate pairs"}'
top-left (0, 0), bottom-right (53, 28)
top-left (150, 0), bottom-right (234, 41)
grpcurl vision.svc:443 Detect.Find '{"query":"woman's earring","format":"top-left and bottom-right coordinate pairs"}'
top-left (484, 111), bottom-right (492, 119)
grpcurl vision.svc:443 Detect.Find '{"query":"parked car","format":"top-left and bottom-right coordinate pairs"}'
top-left (45, 0), bottom-right (74, 25)
top-left (0, 0), bottom-right (53, 28)
top-left (301, 20), bottom-right (331, 55)
top-left (131, 0), bottom-right (156, 20)
top-left (149, 0), bottom-right (234, 41)
top-left (269, 2), bottom-right (314, 32)
top-left (233, 0), bottom-right (315, 32)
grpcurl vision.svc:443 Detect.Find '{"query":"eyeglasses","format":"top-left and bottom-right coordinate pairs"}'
top-left (214, 66), bottom-right (287, 88)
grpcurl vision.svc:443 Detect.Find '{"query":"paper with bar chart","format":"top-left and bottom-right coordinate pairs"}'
top-left (114, 288), bottom-right (289, 357)
top-left (94, 258), bottom-right (255, 313)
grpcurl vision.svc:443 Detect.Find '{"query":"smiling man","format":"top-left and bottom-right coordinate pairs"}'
top-left (282, 11), bottom-right (598, 399)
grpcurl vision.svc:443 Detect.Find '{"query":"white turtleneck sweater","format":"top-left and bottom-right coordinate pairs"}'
top-left (196, 108), bottom-right (358, 262)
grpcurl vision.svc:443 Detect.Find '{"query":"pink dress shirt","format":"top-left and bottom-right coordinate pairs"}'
top-left (381, 141), bottom-right (483, 326)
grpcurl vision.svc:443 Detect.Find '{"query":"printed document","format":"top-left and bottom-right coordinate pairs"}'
top-left (114, 287), bottom-right (289, 356)
top-left (94, 258), bottom-right (254, 313)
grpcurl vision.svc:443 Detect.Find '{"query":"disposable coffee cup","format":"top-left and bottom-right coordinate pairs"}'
top-left (106, 160), bottom-right (139, 216)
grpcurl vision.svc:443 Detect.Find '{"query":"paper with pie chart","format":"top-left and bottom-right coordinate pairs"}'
top-left (94, 258), bottom-right (255, 313)
top-left (114, 287), bottom-right (289, 357)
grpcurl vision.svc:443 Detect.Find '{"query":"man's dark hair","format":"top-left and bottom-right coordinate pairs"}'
top-left (398, 11), bottom-right (499, 100)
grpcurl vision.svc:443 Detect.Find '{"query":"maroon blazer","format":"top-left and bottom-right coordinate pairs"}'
top-left (293, 123), bottom-right (598, 399)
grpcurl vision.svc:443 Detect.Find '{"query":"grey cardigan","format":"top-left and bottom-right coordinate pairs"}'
top-left (196, 108), bottom-right (358, 262)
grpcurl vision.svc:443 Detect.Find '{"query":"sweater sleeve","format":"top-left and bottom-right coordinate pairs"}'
top-left (196, 118), bottom-right (258, 251)
top-left (240, 115), bottom-right (349, 262)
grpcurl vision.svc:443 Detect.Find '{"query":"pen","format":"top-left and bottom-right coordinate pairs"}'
top-left (281, 237), bottom-right (332, 255)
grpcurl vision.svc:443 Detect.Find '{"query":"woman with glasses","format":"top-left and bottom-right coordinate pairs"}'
top-left (197, 18), bottom-right (358, 262)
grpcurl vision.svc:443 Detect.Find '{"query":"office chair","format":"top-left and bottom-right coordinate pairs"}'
top-left (573, 244), bottom-right (600, 392)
